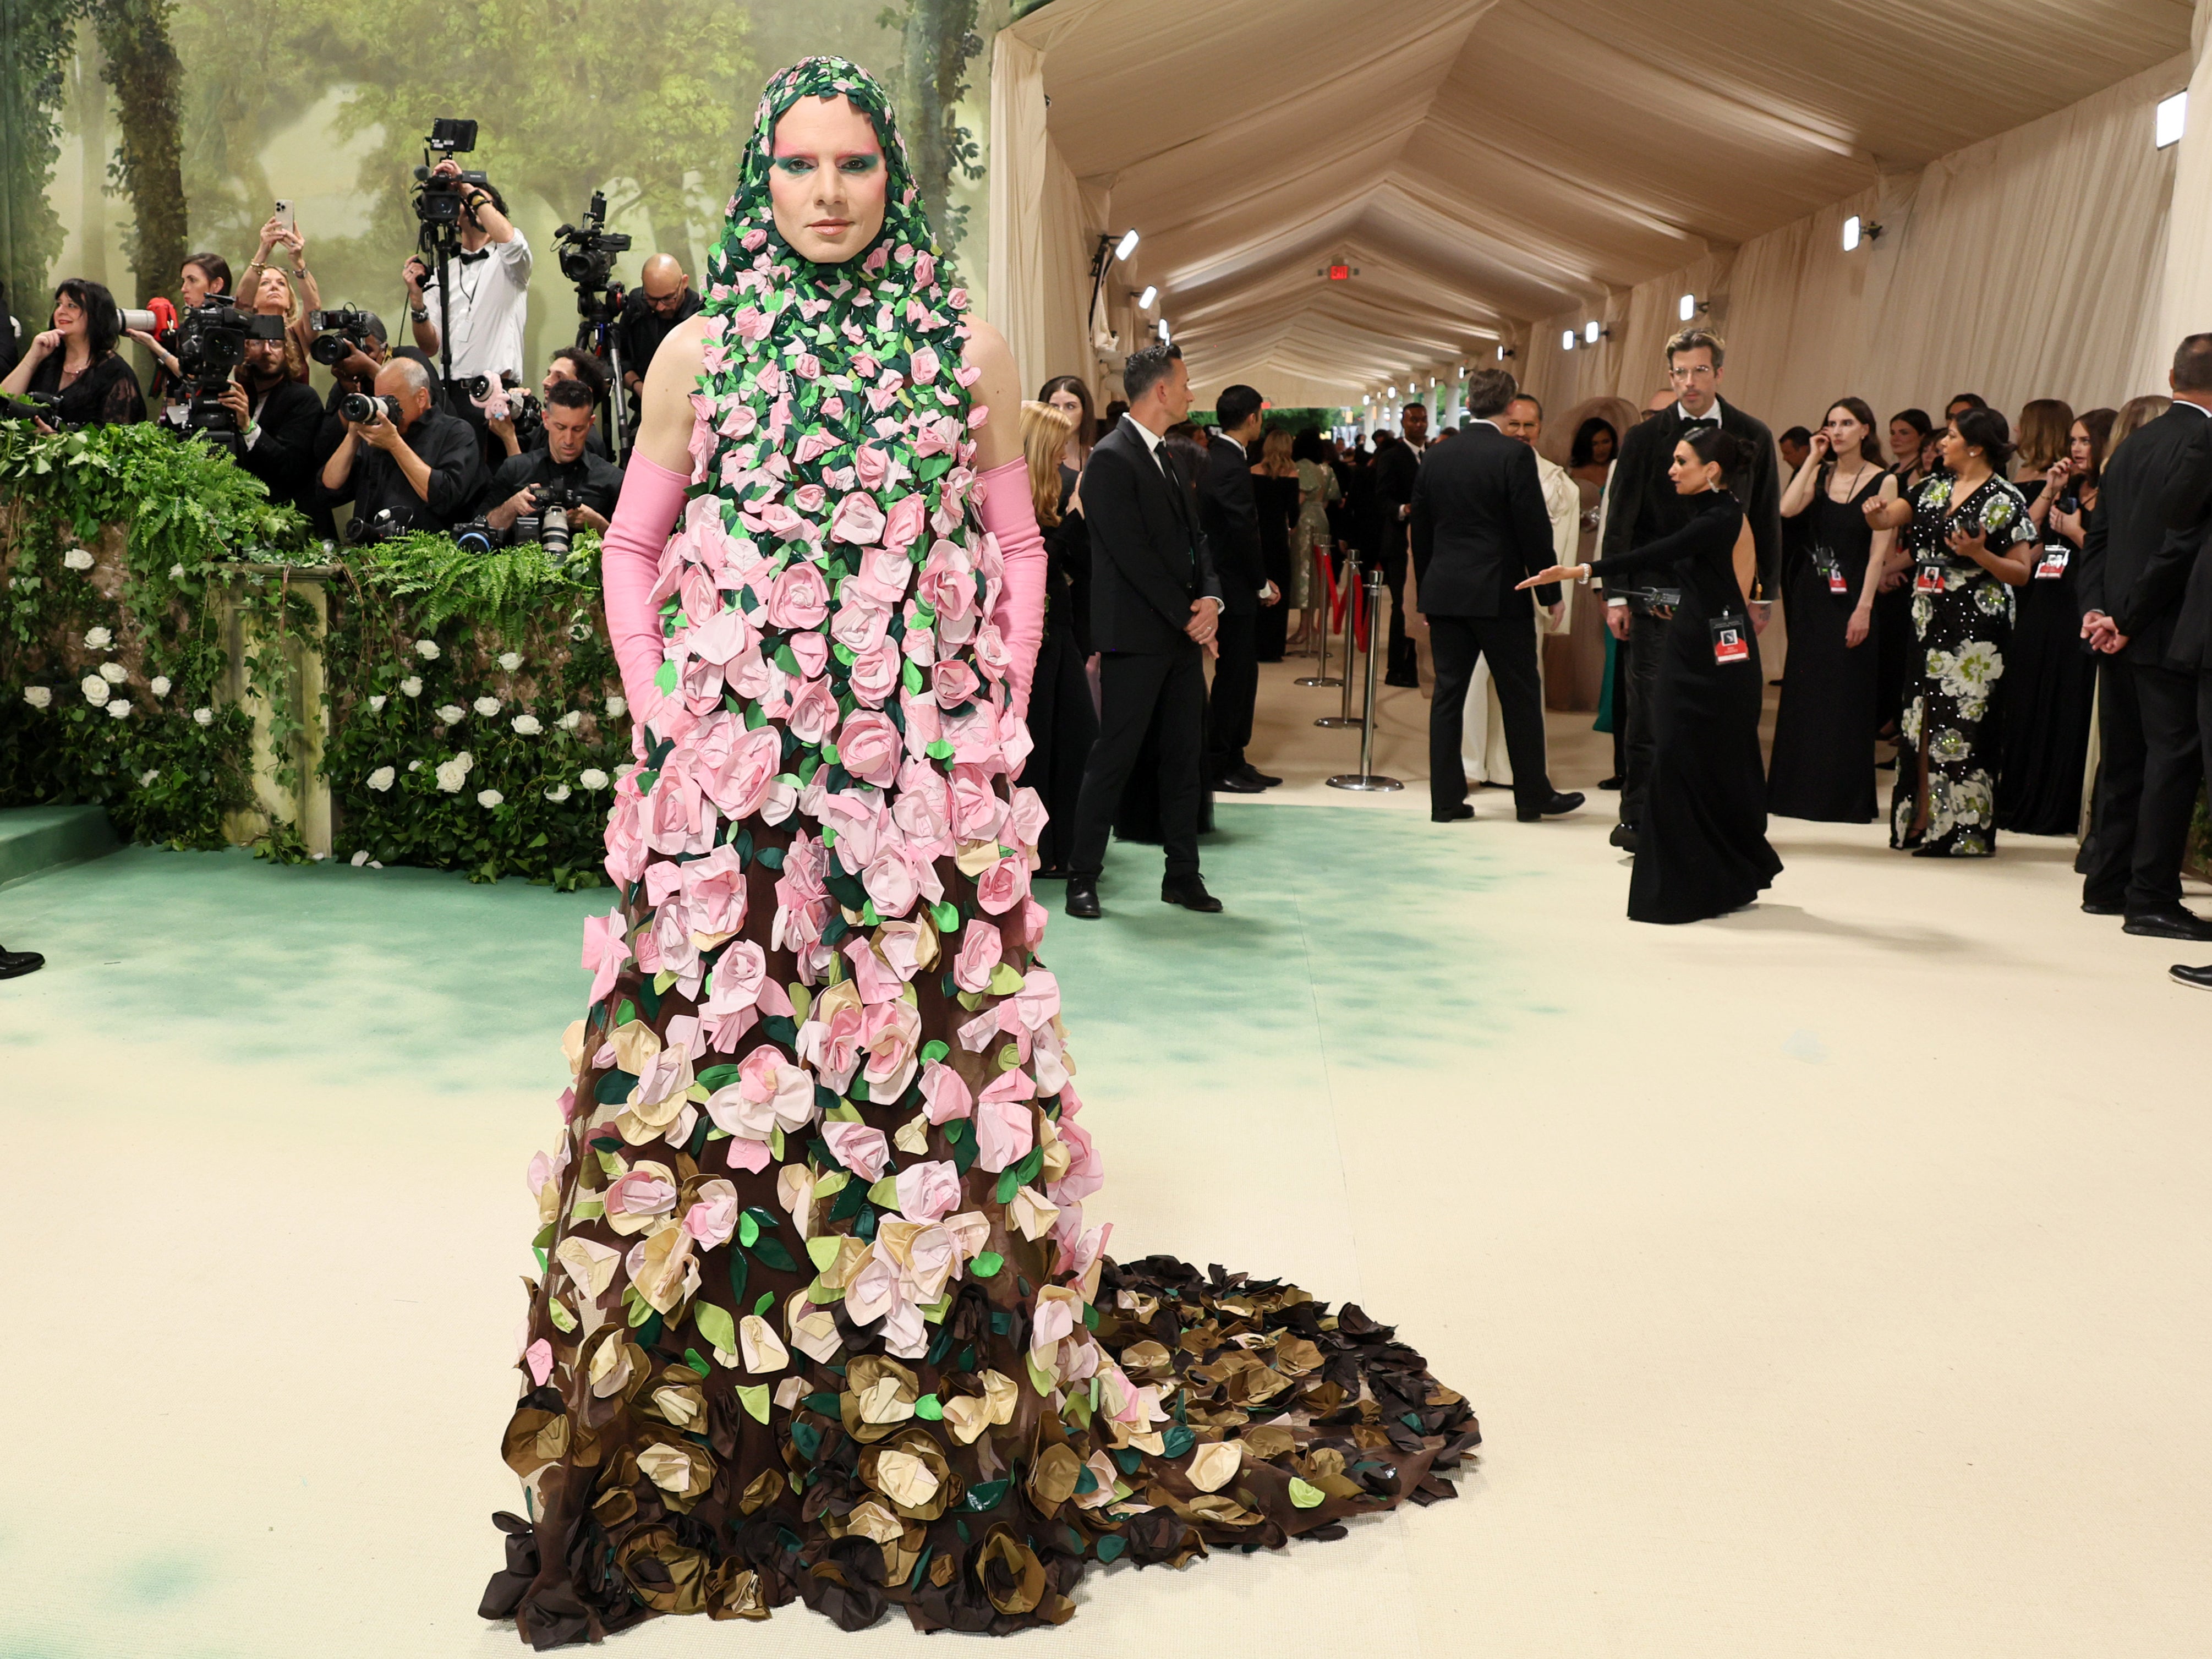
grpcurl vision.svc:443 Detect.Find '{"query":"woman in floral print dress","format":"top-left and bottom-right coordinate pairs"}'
top-left (477, 58), bottom-right (1477, 1649)
top-left (1867, 408), bottom-right (2036, 857)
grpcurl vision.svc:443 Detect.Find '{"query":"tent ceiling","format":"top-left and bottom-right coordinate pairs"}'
top-left (1022, 0), bottom-right (2195, 399)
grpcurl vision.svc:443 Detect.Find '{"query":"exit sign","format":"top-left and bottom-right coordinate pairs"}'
top-left (1317, 264), bottom-right (1359, 281)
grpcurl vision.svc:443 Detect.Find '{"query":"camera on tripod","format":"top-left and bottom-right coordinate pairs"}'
top-left (410, 119), bottom-right (488, 226)
top-left (556, 191), bottom-right (631, 297)
top-left (308, 305), bottom-right (384, 368)
top-left (172, 297), bottom-right (286, 452)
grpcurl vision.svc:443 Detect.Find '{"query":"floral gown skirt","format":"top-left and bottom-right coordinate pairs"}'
top-left (482, 669), bottom-right (1477, 1647)
top-left (1889, 565), bottom-right (2012, 856)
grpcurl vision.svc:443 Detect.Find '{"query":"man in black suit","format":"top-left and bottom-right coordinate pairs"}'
top-left (1413, 368), bottom-right (1585, 825)
top-left (1598, 327), bottom-right (1782, 852)
top-left (1197, 384), bottom-right (1282, 793)
top-left (2079, 332), bottom-right (2212, 942)
top-left (1370, 401), bottom-right (1427, 685)
top-left (1065, 343), bottom-right (1227, 919)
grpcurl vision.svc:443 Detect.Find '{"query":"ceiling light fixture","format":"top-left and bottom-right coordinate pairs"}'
top-left (1136, 285), bottom-right (1157, 310)
top-left (1561, 330), bottom-right (1576, 352)
top-left (1843, 215), bottom-right (1882, 251)
top-left (1114, 228), bottom-right (1140, 261)
top-left (1678, 293), bottom-right (1698, 322)
top-left (2157, 90), bottom-right (2188, 149)
top-left (1156, 318), bottom-right (1170, 343)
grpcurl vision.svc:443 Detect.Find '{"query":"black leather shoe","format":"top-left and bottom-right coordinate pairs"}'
top-left (0, 946), bottom-right (44, 979)
top-left (2080, 899), bottom-right (2125, 917)
top-left (1211, 771), bottom-right (1267, 795)
top-left (1517, 790), bottom-right (1585, 822)
top-left (1598, 775), bottom-right (1623, 790)
top-left (1160, 875), bottom-right (1223, 912)
top-left (1236, 764), bottom-right (1283, 788)
top-left (1431, 803), bottom-right (1474, 823)
top-left (1608, 822), bottom-right (1639, 853)
top-left (1065, 878), bottom-right (1102, 920)
top-left (2171, 962), bottom-right (2212, 990)
top-left (2123, 907), bottom-right (2212, 943)
top-left (1383, 674), bottom-right (1421, 689)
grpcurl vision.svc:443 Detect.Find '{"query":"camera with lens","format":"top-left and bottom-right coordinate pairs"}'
top-left (342, 391), bottom-right (405, 426)
top-left (453, 517), bottom-right (506, 555)
top-left (450, 372), bottom-right (491, 402)
top-left (530, 481), bottom-right (583, 560)
top-left (489, 374), bottom-right (543, 448)
top-left (2, 390), bottom-right (68, 429)
top-left (308, 305), bottom-right (384, 368)
top-left (345, 507), bottom-right (413, 547)
top-left (555, 190), bottom-right (631, 297)
top-left (410, 118), bottom-right (489, 226)
top-left (171, 297), bottom-right (286, 452)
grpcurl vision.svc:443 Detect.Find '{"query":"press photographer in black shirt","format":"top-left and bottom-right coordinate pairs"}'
top-left (478, 377), bottom-right (622, 533)
top-left (221, 327), bottom-right (328, 529)
top-left (320, 355), bottom-right (485, 538)
top-left (612, 254), bottom-right (700, 408)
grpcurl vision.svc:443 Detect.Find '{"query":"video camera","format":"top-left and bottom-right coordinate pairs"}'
top-left (308, 305), bottom-right (385, 368)
top-left (555, 190), bottom-right (631, 297)
top-left (410, 119), bottom-right (489, 227)
top-left (172, 297), bottom-right (287, 453)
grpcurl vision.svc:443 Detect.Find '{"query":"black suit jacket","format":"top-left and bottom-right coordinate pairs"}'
top-left (1082, 417), bottom-right (1224, 655)
top-left (2115, 413), bottom-right (2212, 671)
top-left (1409, 422), bottom-right (1559, 617)
top-left (1198, 433), bottom-right (1266, 616)
top-left (1600, 398), bottom-right (1783, 603)
top-left (2083, 403), bottom-right (2212, 667)
top-left (1370, 439), bottom-right (1419, 558)
top-left (238, 377), bottom-right (330, 519)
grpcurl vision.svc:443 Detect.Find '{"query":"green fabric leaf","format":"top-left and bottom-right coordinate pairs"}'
top-left (1287, 1477), bottom-right (1326, 1508)
top-left (913, 1393), bottom-right (944, 1420)
top-left (739, 1212), bottom-right (760, 1247)
top-left (1095, 1535), bottom-right (1127, 1563)
top-left (693, 1301), bottom-right (737, 1354)
top-left (683, 1348), bottom-right (712, 1377)
top-left (964, 1479), bottom-right (1009, 1512)
top-left (921, 1039), bottom-right (949, 1064)
top-left (987, 962), bottom-right (1025, 995)
top-left (751, 1235), bottom-right (799, 1273)
top-left (1162, 1426), bottom-right (1196, 1459)
top-left (736, 1383), bottom-right (771, 1423)
top-left (754, 1291), bottom-right (773, 1317)
top-left (970, 1250), bottom-right (1004, 1279)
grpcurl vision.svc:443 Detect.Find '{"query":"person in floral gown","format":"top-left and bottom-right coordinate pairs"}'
top-left (478, 58), bottom-right (1479, 1648)
top-left (1869, 408), bottom-right (2036, 857)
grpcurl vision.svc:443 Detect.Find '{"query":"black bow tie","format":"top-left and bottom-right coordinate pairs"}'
top-left (1683, 415), bottom-right (1718, 432)
top-left (455, 248), bottom-right (492, 265)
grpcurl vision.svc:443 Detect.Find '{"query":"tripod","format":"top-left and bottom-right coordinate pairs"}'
top-left (572, 285), bottom-right (629, 460)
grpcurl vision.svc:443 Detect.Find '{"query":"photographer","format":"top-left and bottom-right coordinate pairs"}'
top-left (237, 212), bottom-right (321, 382)
top-left (483, 348), bottom-right (612, 460)
top-left (612, 254), bottom-right (700, 406)
top-left (130, 253), bottom-right (233, 410)
top-left (220, 327), bottom-right (328, 528)
top-left (2, 279), bottom-right (145, 426)
top-left (478, 377), bottom-right (621, 534)
top-left (404, 162), bottom-right (530, 386)
top-left (320, 355), bottom-right (485, 536)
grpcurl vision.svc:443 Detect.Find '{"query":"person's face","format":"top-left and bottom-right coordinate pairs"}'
top-left (1824, 406), bottom-right (1869, 459)
top-left (1946, 400), bottom-right (1975, 422)
top-left (242, 336), bottom-right (287, 382)
top-left (544, 401), bottom-right (593, 464)
top-left (1047, 387), bottom-right (1085, 434)
top-left (51, 293), bottom-right (86, 338)
top-left (1501, 399), bottom-right (1541, 445)
top-left (1145, 357), bottom-right (1193, 425)
top-left (253, 269), bottom-right (289, 313)
top-left (1590, 426), bottom-right (1615, 463)
top-left (1937, 421), bottom-right (1974, 472)
top-left (1668, 347), bottom-right (1721, 414)
top-left (1668, 440), bottom-right (1719, 495)
top-left (640, 264), bottom-right (689, 315)
top-left (1890, 418), bottom-right (1920, 461)
top-left (2067, 421), bottom-right (2093, 473)
top-left (1780, 438), bottom-right (1809, 471)
top-left (543, 357), bottom-right (579, 398)
top-left (374, 364), bottom-right (429, 432)
top-left (768, 95), bottom-right (888, 265)
top-left (180, 264), bottom-right (215, 307)
top-left (1403, 405), bottom-right (1428, 444)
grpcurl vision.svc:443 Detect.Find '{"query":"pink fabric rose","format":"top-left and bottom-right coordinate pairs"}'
top-left (932, 658), bottom-right (981, 710)
top-left (698, 722), bottom-right (784, 819)
top-left (606, 1168), bottom-right (677, 1220)
top-left (861, 997), bottom-right (922, 1097)
top-left (862, 846), bottom-right (921, 917)
top-left (974, 1085), bottom-right (1036, 1174)
top-left (830, 595), bottom-right (890, 653)
top-left (880, 493), bottom-right (928, 554)
top-left (822, 1120), bottom-right (891, 1181)
top-left (847, 637), bottom-right (902, 708)
top-left (973, 850), bottom-right (1031, 917)
top-left (894, 1159), bottom-right (960, 1224)
top-left (704, 1043), bottom-right (814, 1140)
top-left (919, 1060), bottom-right (973, 1124)
top-left (951, 918), bottom-right (1002, 994)
top-left (792, 482), bottom-right (826, 513)
top-left (910, 343), bottom-right (940, 384)
top-left (682, 1181), bottom-right (738, 1248)
top-left (787, 676), bottom-right (839, 744)
top-left (765, 561), bottom-right (829, 630)
top-left (949, 766), bottom-right (1004, 841)
top-left (837, 709), bottom-right (901, 788)
top-left (830, 491), bottom-right (888, 546)
top-left (582, 906), bottom-right (631, 1004)
top-left (679, 843), bottom-right (748, 938)
top-left (853, 445), bottom-right (889, 489)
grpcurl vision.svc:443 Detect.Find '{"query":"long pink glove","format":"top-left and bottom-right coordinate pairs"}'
top-left (977, 455), bottom-right (1047, 719)
top-left (599, 453), bottom-right (688, 729)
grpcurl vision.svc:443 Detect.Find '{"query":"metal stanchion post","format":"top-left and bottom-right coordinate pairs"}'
top-left (1315, 555), bottom-right (1363, 729)
top-left (1327, 565), bottom-right (1403, 792)
top-left (1293, 542), bottom-right (1340, 688)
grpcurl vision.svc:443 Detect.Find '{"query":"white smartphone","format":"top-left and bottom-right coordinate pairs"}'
top-left (273, 199), bottom-right (295, 235)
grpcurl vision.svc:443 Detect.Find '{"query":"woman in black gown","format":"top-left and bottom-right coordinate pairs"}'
top-left (1251, 428), bottom-right (1300, 661)
top-left (1013, 401), bottom-right (1098, 877)
top-left (1997, 406), bottom-right (2111, 835)
top-left (1521, 425), bottom-right (1781, 923)
top-left (0, 278), bottom-right (146, 426)
top-left (1769, 398), bottom-right (1899, 822)
top-left (1875, 408), bottom-right (1935, 746)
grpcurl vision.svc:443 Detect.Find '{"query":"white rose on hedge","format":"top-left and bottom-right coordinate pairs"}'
top-left (85, 626), bottom-right (113, 649)
top-left (81, 675), bottom-right (111, 706)
top-left (544, 783), bottom-right (572, 803)
top-left (511, 713), bottom-right (542, 736)
top-left (399, 676), bottom-right (423, 698)
top-left (367, 766), bottom-right (396, 792)
top-left (559, 710), bottom-right (583, 731)
top-left (477, 789), bottom-right (505, 808)
top-left (415, 638), bottom-right (440, 660)
top-left (99, 662), bottom-right (128, 684)
top-left (149, 675), bottom-right (171, 698)
top-left (497, 651), bottom-right (523, 671)
top-left (63, 549), bottom-right (94, 571)
top-left (436, 704), bottom-right (467, 724)
top-left (408, 759), bottom-right (422, 771)
top-left (367, 694), bottom-right (386, 712)
top-left (140, 768), bottom-right (160, 786)
top-left (579, 768), bottom-right (610, 790)
top-left (107, 700), bottom-right (130, 720)
top-left (605, 694), bottom-right (626, 718)
top-left (193, 706), bottom-right (214, 726)
top-left (23, 686), bottom-right (52, 709)
top-left (434, 757), bottom-right (470, 792)
top-left (169, 562), bottom-right (187, 581)
top-left (350, 850), bottom-right (370, 867)
top-left (473, 696), bottom-right (502, 717)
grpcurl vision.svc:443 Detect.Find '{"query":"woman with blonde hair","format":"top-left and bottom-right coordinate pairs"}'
top-left (1014, 399), bottom-right (1098, 875)
top-left (1286, 428), bottom-right (1340, 652)
top-left (1252, 426), bottom-right (1300, 660)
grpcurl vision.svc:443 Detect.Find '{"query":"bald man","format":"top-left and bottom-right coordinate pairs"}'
top-left (319, 355), bottom-right (486, 535)
top-left (615, 252), bottom-right (703, 402)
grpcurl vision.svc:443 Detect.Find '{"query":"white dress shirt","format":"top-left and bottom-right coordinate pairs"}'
top-left (418, 232), bottom-right (533, 384)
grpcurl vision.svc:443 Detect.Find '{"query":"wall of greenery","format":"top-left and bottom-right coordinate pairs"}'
top-left (0, 417), bottom-right (627, 889)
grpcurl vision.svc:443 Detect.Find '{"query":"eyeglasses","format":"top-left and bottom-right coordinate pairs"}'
top-left (644, 288), bottom-right (686, 313)
top-left (1668, 364), bottom-right (1718, 381)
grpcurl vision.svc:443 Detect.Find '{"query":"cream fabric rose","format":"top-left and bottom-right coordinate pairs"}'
top-left (399, 677), bottom-right (423, 697)
top-left (580, 768), bottom-right (610, 790)
top-left (149, 675), bottom-right (171, 697)
top-left (498, 650), bottom-right (524, 671)
top-left (477, 788), bottom-right (505, 808)
top-left (367, 766), bottom-right (396, 792)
